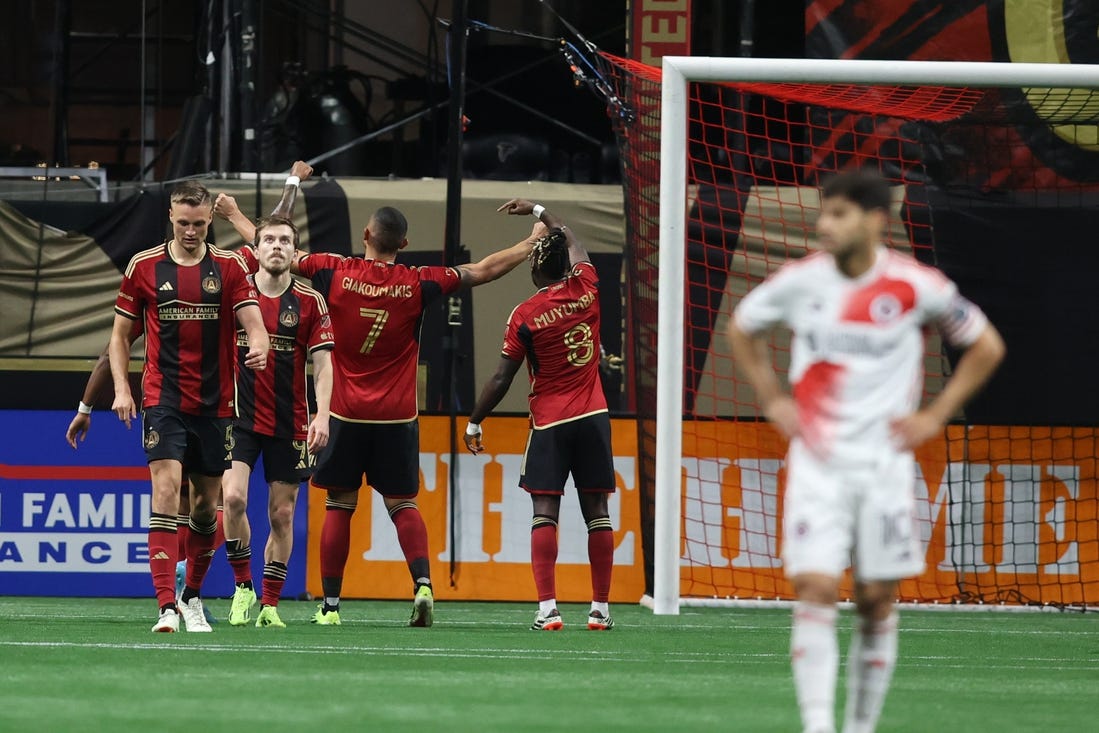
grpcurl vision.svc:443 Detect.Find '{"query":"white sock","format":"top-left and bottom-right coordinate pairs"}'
top-left (590, 601), bottom-right (609, 616)
top-left (791, 601), bottom-right (839, 733)
top-left (842, 610), bottom-right (899, 733)
top-left (538, 599), bottom-right (558, 616)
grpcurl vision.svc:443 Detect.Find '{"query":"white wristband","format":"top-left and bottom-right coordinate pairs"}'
top-left (77, 401), bottom-right (93, 415)
top-left (465, 422), bottom-right (482, 437)
top-left (285, 175), bottom-right (301, 188)
top-left (531, 204), bottom-right (545, 219)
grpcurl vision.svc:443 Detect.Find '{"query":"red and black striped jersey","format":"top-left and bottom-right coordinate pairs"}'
top-left (295, 253), bottom-right (461, 422)
top-left (234, 280), bottom-right (333, 439)
top-left (115, 242), bottom-right (258, 417)
top-left (502, 261), bottom-right (607, 429)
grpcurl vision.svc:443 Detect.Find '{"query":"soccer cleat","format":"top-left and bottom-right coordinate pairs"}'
top-left (255, 605), bottom-right (286, 628)
top-left (179, 597), bottom-right (213, 632)
top-left (228, 584), bottom-right (258, 626)
top-left (311, 605), bottom-right (341, 625)
top-left (151, 607), bottom-right (179, 633)
top-left (531, 608), bottom-right (564, 631)
top-left (174, 560), bottom-right (186, 600)
top-left (587, 610), bottom-right (614, 631)
top-left (408, 585), bottom-right (434, 628)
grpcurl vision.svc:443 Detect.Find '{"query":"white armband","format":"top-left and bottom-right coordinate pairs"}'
top-left (285, 175), bottom-right (301, 188)
top-left (532, 204), bottom-right (546, 219)
top-left (77, 401), bottom-right (93, 415)
top-left (465, 422), bottom-right (482, 437)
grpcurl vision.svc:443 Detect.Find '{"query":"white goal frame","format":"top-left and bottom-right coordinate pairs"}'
top-left (654, 57), bottom-right (1099, 615)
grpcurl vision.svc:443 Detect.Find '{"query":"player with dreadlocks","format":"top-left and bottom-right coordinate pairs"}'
top-left (465, 199), bottom-right (616, 631)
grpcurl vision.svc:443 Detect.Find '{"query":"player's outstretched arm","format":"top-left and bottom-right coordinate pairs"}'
top-left (454, 224), bottom-right (543, 292)
top-left (464, 356), bottom-right (524, 454)
top-left (727, 321), bottom-right (800, 440)
top-left (890, 323), bottom-right (1005, 450)
top-left (498, 198), bottom-right (589, 266)
top-left (307, 349), bottom-right (333, 454)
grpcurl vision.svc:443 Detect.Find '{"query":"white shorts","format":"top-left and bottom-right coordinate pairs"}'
top-left (782, 440), bottom-right (925, 582)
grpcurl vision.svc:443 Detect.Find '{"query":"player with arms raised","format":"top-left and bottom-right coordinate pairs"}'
top-left (110, 181), bottom-right (270, 633)
top-left (727, 169), bottom-right (1005, 733)
top-left (294, 206), bottom-right (544, 627)
top-left (464, 199), bottom-right (616, 632)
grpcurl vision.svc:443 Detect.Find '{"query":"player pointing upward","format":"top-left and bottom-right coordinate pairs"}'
top-left (727, 169), bottom-right (1004, 733)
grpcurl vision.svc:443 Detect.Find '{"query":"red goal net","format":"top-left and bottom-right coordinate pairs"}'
top-left (599, 52), bottom-right (1099, 609)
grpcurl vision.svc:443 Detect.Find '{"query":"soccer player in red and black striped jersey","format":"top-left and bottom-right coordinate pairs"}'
top-left (109, 181), bottom-right (270, 633)
top-left (292, 205), bottom-right (545, 627)
top-left (464, 200), bottom-right (616, 632)
top-left (218, 216), bottom-right (334, 628)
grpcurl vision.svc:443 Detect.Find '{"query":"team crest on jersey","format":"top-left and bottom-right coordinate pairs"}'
top-left (144, 428), bottom-right (160, 449)
top-left (279, 309), bottom-right (299, 328)
top-left (869, 293), bottom-right (902, 323)
top-left (202, 275), bottom-right (222, 294)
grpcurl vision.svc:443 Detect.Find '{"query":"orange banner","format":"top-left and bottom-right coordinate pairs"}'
top-left (306, 416), bottom-right (646, 602)
top-left (680, 423), bottom-right (1099, 605)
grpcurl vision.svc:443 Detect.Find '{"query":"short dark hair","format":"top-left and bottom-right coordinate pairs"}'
top-left (170, 181), bottom-right (212, 209)
top-left (370, 206), bottom-right (408, 253)
top-left (821, 169), bottom-right (892, 213)
top-left (253, 215), bottom-right (299, 248)
top-left (531, 228), bottom-right (570, 281)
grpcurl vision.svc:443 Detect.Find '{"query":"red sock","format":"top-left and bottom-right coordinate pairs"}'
top-left (261, 561), bottom-right (288, 607)
top-left (320, 503), bottom-right (354, 597)
top-left (175, 514), bottom-right (190, 561)
top-left (225, 539), bottom-right (252, 585)
top-left (184, 516), bottom-right (218, 592)
top-left (388, 502), bottom-right (430, 582)
top-left (530, 517), bottom-right (558, 602)
top-left (586, 517), bottom-right (614, 603)
top-left (148, 513), bottom-right (177, 609)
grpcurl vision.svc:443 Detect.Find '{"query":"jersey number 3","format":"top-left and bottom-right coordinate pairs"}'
top-left (564, 323), bottom-right (594, 366)
top-left (358, 308), bottom-right (390, 354)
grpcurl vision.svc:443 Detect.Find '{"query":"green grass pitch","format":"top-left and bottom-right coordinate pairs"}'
top-left (0, 597), bottom-right (1094, 732)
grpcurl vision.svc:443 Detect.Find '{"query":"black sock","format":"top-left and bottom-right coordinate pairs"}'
top-left (180, 587), bottom-right (200, 604)
top-left (236, 580), bottom-right (254, 591)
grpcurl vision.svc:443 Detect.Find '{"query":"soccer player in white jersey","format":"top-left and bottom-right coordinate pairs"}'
top-left (727, 169), bottom-right (1005, 733)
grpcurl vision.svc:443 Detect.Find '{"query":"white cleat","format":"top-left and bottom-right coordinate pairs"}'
top-left (179, 597), bottom-right (213, 632)
top-left (151, 607), bottom-right (179, 633)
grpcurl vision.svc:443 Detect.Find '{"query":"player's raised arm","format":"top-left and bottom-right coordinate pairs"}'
top-left (214, 160), bottom-right (314, 244)
top-left (464, 356), bottom-right (524, 454)
top-left (498, 198), bottom-right (589, 266)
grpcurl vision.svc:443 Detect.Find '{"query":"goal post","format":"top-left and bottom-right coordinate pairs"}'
top-left (637, 56), bottom-right (1099, 615)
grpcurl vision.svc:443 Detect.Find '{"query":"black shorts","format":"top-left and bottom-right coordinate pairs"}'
top-left (311, 417), bottom-right (420, 497)
top-left (231, 426), bottom-right (314, 485)
top-left (142, 406), bottom-right (233, 476)
top-left (520, 413), bottom-right (616, 495)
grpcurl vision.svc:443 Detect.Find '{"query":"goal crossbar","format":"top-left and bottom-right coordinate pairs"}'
top-left (654, 57), bottom-right (1099, 615)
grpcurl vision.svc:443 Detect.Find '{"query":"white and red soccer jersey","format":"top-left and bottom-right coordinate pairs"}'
top-left (734, 246), bottom-right (988, 463)
top-left (295, 253), bottom-right (461, 422)
top-left (502, 261), bottom-right (607, 429)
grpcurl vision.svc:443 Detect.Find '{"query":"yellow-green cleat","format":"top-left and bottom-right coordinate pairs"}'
top-left (255, 605), bottom-right (286, 628)
top-left (311, 605), bottom-right (341, 625)
top-left (409, 584), bottom-right (434, 627)
top-left (228, 584), bottom-right (257, 626)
